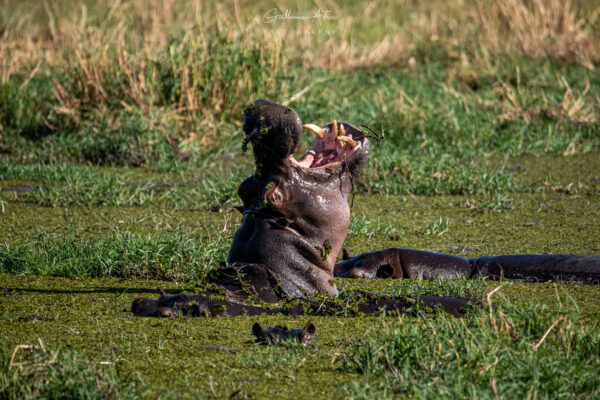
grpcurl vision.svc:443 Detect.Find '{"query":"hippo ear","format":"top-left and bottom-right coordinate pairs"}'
top-left (252, 322), bottom-right (264, 338)
top-left (300, 322), bottom-right (316, 345)
top-left (342, 248), bottom-right (352, 260)
top-left (304, 321), bottom-right (316, 335)
top-left (302, 321), bottom-right (316, 341)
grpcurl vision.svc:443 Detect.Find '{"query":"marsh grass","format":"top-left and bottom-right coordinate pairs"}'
top-left (0, 227), bottom-right (230, 280)
top-left (0, 160), bottom-right (241, 208)
top-left (335, 291), bottom-right (600, 399)
top-left (0, 340), bottom-right (139, 399)
top-left (422, 216), bottom-right (451, 236)
top-left (0, 275), bottom-right (599, 399)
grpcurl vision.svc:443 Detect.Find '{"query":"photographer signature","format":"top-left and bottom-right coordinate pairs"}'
top-left (263, 8), bottom-right (337, 25)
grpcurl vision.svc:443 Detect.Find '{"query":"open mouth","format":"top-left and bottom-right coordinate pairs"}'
top-left (294, 121), bottom-right (364, 169)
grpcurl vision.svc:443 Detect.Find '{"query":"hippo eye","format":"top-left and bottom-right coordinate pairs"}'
top-left (263, 182), bottom-right (288, 208)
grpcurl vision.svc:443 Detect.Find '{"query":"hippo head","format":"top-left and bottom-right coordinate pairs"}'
top-left (227, 99), bottom-right (370, 299)
top-left (252, 321), bottom-right (316, 346)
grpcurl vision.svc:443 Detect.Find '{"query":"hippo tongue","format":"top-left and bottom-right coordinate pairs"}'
top-left (297, 121), bottom-right (361, 168)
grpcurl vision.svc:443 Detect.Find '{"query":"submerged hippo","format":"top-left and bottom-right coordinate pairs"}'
top-left (252, 321), bottom-right (316, 346)
top-left (131, 99), bottom-right (599, 318)
top-left (335, 249), bottom-right (600, 284)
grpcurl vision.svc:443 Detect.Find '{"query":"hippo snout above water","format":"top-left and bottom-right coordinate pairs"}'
top-left (252, 321), bottom-right (316, 346)
top-left (130, 99), bottom-right (600, 319)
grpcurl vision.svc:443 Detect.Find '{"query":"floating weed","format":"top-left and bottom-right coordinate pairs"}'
top-left (388, 278), bottom-right (488, 299)
top-left (422, 217), bottom-right (451, 236)
top-left (0, 161), bottom-right (240, 209)
top-left (242, 344), bottom-right (316, 371)
top-left (1, 275), bottom-right (599, 399)
top-left (462, 194), bottom-right (515, 212)
top-left (348, 215), bottom-right (403, 237)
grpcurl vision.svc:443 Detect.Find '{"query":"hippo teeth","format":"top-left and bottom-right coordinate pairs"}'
top-left (331, 120), bottom-right (338, 142)
top-left (304, 122), bottom-right (353, 149)
top-left (303, 124), bottom-right (325, 138)
top-left (336, 136), bottom-right (357, 149)
top-left (296, 121), bottom-right (362, 169)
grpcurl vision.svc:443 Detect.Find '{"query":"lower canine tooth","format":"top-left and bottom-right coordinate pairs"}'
top-left (303, 124), bottom-right (325, 138)
top-left (331, 120), bottom-right (338, 141)
top-left (336, 136), bottom-right (357, 149)
top-left (339, 124), bottom-right (346, 137)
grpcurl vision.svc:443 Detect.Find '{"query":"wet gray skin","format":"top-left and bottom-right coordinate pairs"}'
top-left (227, 99), bottom-right (369, 298)
top-left (334, 238), bottom-right (600, 284)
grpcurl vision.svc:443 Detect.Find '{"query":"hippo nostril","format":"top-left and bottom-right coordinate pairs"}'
top-left (157, 307), bottom-right (175, 317)
top-left (348, 268), bottom-right (364, 278)
top-left (376, 264), bottom-right (394, 278)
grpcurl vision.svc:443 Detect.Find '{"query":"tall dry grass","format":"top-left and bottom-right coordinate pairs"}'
top-left (481, 0), bottom-right (598, 70)
top-left (3, 0), bottom-right (597, 77)
top-left (1, 0), bottom-right (598, 142)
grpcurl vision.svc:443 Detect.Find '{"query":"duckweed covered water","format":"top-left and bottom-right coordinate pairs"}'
top-left (1, 153), bottom-right (599, 398)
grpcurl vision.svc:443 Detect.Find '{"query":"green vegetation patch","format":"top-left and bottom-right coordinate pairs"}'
top-left (1, 341), bottom-right (140, 399)
top-left (0, 160), bottom-right (242, 208)
top-left (1, 274), bottom-right (599, 399)
top-left (0, 229), bottom-right (230, 281)
top-left (336, 292), bottom-right (600, 399)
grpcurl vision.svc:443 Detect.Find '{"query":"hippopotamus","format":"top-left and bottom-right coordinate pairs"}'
top-left (131, 99), bottom-right (600, 318)
top-left (334, 249), bottom-right (600, 284)
top-left (252, 321), bottom-right (316, 346)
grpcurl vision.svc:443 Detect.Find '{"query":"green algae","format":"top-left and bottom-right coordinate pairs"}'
top-left (0, 202), bottom-right (238, 244)
top-left (0, 274), bottom-right (385, 399)
top-left (2, 155), bottom-right (598, 266)
top-left (0, 153), bottom-right (599, 398)
top-left (1, 274), bottom-right (599, 399)
top-left (343, 190), bottom-right (600, 261)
